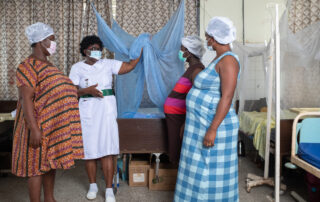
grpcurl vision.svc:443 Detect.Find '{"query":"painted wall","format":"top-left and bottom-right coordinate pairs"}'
top-left (199, 0), bottom-right (287, 43)
top-left (199, 0), bottom-right (287, 100)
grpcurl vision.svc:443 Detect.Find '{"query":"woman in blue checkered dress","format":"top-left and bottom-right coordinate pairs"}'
top-left (174, 17), bottom-right (240, 202)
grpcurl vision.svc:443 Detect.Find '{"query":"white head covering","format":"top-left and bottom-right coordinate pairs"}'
top-left (25, 22), bottom-right (54, 44)
top-left (206, 16), bottom-right (236, 45)
top-left (181, 35), bottom-right (206, 59)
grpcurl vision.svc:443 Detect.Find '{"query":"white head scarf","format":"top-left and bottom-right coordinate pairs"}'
top-left (206, 16), bottom-right (236, 45)
top-left (25, 22), bottom-right (54, 44)
top-left (181, 35), bottom-right (206, 59)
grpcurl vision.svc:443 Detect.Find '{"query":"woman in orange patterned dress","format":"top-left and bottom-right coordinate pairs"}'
top-left (11, 22), bottom-right (84, 202)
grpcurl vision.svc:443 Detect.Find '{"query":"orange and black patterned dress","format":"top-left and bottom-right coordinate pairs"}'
top-left (12, 57), bottom-right (84, 177)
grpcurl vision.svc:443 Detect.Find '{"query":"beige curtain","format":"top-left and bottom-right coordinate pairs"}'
top-left (288, 0), bottom-right (320, 33)
top-left (0, 0), bottom-right (31, 101)
top-left (116, 0), bottom-right (199, 36)
top-left (0, 0), bottom-right (112, 101)
top-left (280, 0), bottom-right (320, 109)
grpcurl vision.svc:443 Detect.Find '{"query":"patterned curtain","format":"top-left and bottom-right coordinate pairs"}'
top-left (281, 0), bottom-right (320, 109)
top-left (0, 0), bottom-right (112, 101)
top-left (0, 0), bottom-right (31, 101)
top-left (116, 0), bottom-right (199, 36)
top-left (288, 0), bottom-right (320, 33)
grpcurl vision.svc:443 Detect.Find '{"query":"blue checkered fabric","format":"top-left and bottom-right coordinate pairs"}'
top-left (174, 51), bottom-right (240, 202)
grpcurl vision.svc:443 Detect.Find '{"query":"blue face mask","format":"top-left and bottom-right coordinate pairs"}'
top-left (90, 50), bottom-right (102, 60)
top-left (178, 50), bottom-right (186, 62)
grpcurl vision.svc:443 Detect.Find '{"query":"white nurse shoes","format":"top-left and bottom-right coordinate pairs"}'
top-left (86, 183), bottom-right (98, 200)
top-left (86, 190), bottom-right (98, 200)
top-left (106, 195), bottom-right (116, 202)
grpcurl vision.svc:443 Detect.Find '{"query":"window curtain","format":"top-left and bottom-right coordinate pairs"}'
top-left (116, 0), bottom-right (198, 36)
top-left (288, 0), bottom-right (320, 33)
top-left (280, 0), bottom-right (320, 109)
top-left (0, 0), bottom-right (112, 100)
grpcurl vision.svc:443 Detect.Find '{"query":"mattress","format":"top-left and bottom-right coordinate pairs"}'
top-left (298, 143), bottom-right (320, 169)
top-left (0, 112), bottom-right (15, 123)
top-left (239, 110), bottom-right (297, 158)
top-left (120, 108), bottom-right (165, 119)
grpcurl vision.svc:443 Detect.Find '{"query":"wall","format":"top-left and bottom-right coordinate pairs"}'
top-left (199, 0), bottom-right (287, 43)
top-left (199, 0), bottom-right (287, 100)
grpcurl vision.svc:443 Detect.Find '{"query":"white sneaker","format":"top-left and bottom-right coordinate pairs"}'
top-left (86, 190), bottom-right (98, 200)
top-left (105, 195), bottom-right (116, 202)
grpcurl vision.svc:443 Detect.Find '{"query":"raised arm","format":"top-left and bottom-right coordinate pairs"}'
top-left (118, 48), bottom-right (143, 75)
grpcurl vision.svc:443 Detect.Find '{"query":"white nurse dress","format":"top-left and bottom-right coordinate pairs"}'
top-left (69, 59), bottom-right (122, 159)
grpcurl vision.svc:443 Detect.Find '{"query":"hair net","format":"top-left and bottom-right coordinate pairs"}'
top-left (25, 22), bottom-right (54, 44)
top-left (181, 35), bottom-right (206, 58)
top-left (206, 16), bottom-right (236, 44)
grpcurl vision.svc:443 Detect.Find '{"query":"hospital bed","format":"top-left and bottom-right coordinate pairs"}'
top-left (117, 108), bottom-right (167, 154)
top-left (0, 101), bottom-right (16, 174)
top-left (238, 99), bottom-right (298, 171)
top-left (291, 111), bottom-right (320, 178)
top-left (288, 111), bottom-right (320, 201)
top-left (117, 108), bottom-right (168, 183)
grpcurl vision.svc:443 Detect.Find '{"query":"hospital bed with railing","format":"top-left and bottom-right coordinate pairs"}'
top-left (291, 111), bottom-right (320, 178)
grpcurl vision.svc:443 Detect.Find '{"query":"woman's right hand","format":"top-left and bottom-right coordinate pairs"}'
top-left (30, 127), bottom-right (42, 148)
top-left (87, 84), bottom-right (103, 98)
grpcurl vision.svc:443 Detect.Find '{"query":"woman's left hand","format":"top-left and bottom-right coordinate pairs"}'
top-left (203, 129), bottom-right (216, 147)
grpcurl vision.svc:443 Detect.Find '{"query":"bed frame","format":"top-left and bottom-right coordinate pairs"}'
top-left (0, 101), bottom-right (16, 174)
top-left (117, 118), bottom-right (168, 154)
top-left (117, 118), bottom-right (169, 184)
top-left (239, 120), bottom-right (293, 172)
top-left (238, 99), bottom-right (294, 172)
top-left (291, 112), bottom-right (320, 179)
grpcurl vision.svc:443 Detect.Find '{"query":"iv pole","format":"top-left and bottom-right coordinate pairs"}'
top-left (245, 4), bottom-right (285, 202)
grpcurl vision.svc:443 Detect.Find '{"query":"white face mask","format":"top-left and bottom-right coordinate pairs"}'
top-left (89, 50), bottom-right (102, 60)
top-left (46, 40), bottom-right (57, 55)
top-left (206, 39), bottom-right (214, 51)
top-left (229, 43), bottom-right (233, 50)
top-left (206, 44), bottom-right (213, 51)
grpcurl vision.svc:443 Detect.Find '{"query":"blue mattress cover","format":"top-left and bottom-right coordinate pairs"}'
top-left (120, 108), bottom-right (165, 119)
top-left (298, 143), bottom-right (320, 169)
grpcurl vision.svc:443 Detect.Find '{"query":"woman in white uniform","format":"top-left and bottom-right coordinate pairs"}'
top-left (69, 35), bottom-right (141, 202)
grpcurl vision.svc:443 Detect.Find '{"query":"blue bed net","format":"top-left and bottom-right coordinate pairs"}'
top-left (91, 0), bottom-right (185, 118)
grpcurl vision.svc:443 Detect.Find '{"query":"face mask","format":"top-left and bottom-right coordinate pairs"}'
top-left (178, 50), bottom-right (186, 62)
top-left (90, 50), bottom-right (102, 60)
top-left (46, 41), bottom-right (57, 55)
top-left (206, 44), bottom-right (213, 51)
top-left (206, 38), bottom-right (214, 51)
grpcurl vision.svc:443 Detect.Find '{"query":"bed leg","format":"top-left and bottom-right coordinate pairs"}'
top-left (113, 155), bottom-right (119, 194)
top-left (152, 153), bottom-right (162, 183)
top-left (122, 154), bottom-right (127, 181)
